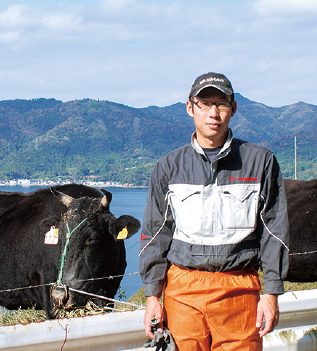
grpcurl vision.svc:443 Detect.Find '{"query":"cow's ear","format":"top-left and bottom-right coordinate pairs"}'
top-left (41, 217), bottom-right (61, 230)
top-left (115, 215), bottom-right (140, 240)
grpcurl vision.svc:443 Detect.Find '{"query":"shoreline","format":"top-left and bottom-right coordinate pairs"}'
top-left (0, 181), bottom-right (148, 189)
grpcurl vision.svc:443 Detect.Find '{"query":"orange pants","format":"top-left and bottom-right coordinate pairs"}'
top-left (164, 265), bottom-right (262, 351)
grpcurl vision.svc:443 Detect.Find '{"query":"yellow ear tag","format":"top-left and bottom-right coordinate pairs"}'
top-left (117, 227), bottom-right (128, 239)
top-left (53, 228), bottom-right (59, 238)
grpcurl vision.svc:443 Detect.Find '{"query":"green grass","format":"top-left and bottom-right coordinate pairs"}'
top-left (284, 281), bottom-right (317, 292)
top-left (0, 307), bottom-right (46, 326)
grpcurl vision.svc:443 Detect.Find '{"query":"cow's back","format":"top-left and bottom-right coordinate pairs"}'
top-left (0, 184), bottom-right (103, 237)
top-left (284, 179), bottom-right (317, 282)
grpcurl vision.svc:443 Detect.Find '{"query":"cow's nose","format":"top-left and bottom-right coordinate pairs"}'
top-left (51, 284), bottom-right (68, 308)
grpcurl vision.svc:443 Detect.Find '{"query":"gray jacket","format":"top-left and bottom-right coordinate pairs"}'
top-left (139, 130), bottom-right (289, 297)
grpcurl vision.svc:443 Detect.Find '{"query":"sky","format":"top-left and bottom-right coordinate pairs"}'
top-left (0, 0), bottom-right (316, 108)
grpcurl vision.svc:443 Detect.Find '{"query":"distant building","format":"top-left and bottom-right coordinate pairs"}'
top-left (17, 179), bottom-right (31, 186)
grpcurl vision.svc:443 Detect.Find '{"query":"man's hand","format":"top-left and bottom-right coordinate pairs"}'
top-left (256, 294), bottom-right (279, 337)
top-left (144, 296), bottom-right (164, 339)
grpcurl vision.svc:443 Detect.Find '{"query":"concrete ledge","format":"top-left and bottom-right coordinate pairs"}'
top-left (1, 290), bottom-right (317, 350)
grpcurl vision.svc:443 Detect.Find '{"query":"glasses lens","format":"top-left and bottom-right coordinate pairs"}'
top-left (198, 101), bottom-right (210, 111)
top-left (217, 102), bottom-right (231, 111)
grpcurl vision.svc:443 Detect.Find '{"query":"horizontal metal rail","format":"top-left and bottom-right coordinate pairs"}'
top-left (1, 289), bottom-right (317, 350)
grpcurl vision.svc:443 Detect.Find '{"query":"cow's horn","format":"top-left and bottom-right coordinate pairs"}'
top-left (50, 187), bottom-right (74, 207)
top-left (99, 188), bottom-right (112, 208)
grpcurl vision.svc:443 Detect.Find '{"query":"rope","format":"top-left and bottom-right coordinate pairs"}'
top-left (0, 283), bottom-right (52, 294)
top-left (0, 272), bottom-right (140, 294)
top-left (57, 217), bottom-right (88, 285)
top-left (289, 250), bottom-right (317, 256)
top-left (69, 272), bottom-right (139, 284)
top-left (126, 241), bottom-right (140, 251)
top-left (68, 287), bottom-right (145, 310)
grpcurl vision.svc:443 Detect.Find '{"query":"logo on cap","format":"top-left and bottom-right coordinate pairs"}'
top-left (200, 77), bottom-right (225, 85)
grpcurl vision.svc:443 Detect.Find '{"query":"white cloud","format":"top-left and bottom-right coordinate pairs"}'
top-left (0, 4), bottom-right (30, 26)
top-left (0, 30), bottom-right (22, 43)
top-left (41, 12), bottom-right (82, 31)
top-left (0, 4), bottom-right (83, 45)
top-left (253, 0), bottom-right (317, 14)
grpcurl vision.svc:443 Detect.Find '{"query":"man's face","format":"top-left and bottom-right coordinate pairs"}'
top-left (186, 87), bottom-right (237, 148)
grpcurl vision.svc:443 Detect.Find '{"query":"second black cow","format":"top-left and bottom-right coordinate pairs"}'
top-left (284, 178), bottom-right (317, 282)
top-left (0, 184), bottom-right (140, 318)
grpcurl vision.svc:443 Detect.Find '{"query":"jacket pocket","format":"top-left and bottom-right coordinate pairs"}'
top-left (168, 184), bottom-right (204, 235)
top-left (218, 184), bottom-right (260, 230)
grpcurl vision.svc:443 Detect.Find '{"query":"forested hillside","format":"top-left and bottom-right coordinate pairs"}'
top-left (0, 95), bottom-right (316, 185)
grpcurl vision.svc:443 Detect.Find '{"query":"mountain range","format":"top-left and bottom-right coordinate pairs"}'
top-left (0, 94), bottom-right (316, 186)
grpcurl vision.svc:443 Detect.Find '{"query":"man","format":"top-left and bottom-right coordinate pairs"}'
top-left (139, 72), bottom-right (289, 350)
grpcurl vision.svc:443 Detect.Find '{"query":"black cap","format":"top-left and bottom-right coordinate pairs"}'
top-left (189, 72), bottom-right (234, 98)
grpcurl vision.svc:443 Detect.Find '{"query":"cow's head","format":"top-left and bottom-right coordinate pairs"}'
top-left (50, 187), bottom-right (140, 310)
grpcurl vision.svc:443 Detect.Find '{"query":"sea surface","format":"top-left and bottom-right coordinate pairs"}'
top-left (0, 185), bottom-right (148, 302)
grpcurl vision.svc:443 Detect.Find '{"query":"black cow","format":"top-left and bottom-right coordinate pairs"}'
top-left (284, 179), bottom-right (317, 282)
top-left (0, 184), bottom-right (140, 318)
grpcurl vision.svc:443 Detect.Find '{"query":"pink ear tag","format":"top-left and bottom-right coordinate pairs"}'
top-left (44, 226), bottom-right (59, 245)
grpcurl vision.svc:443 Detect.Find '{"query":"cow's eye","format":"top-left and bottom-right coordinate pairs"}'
top-left (85, 235), bottom-right (99, 246)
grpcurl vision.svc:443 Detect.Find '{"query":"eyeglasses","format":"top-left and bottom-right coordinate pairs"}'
top-left (190, 99), bottom-right (232, 112)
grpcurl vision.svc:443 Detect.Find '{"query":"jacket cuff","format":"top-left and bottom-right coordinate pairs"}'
top-left (144, 283), bottom-right (164, 298)
top-left (263, 280), bottom-right (285, 295)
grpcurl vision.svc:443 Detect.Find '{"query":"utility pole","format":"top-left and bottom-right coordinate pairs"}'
top-left (294, 136), bottom-right (297, 180)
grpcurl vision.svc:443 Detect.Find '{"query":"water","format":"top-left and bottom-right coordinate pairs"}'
top-left (106, 187), bottom-right (148, 299)
top-left (0, 185), bottom-right (148, 301)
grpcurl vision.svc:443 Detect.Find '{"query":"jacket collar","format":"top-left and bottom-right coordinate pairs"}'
top-left (191, 129), bottom-right (233, 157)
